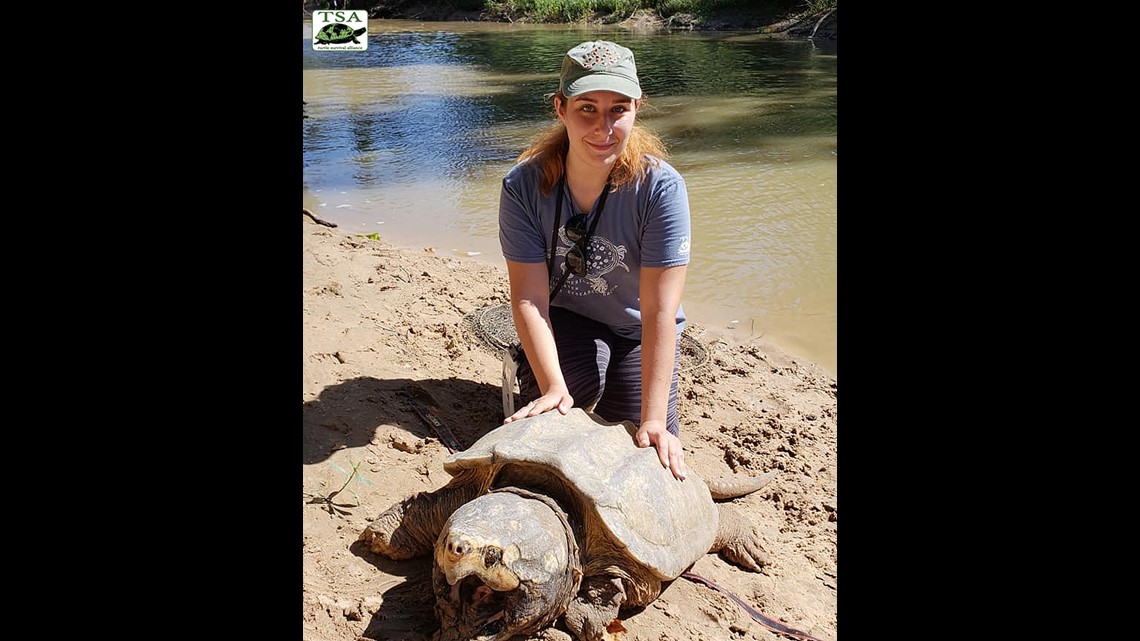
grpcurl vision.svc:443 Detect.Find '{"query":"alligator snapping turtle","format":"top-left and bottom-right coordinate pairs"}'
top-left (358, 408), bottom-right (775, 640)
top-left (315, 23), bottom-right (366, 45)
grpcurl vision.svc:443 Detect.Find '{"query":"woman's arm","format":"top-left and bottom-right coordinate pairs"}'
top-left (503, 259), bottom-right (574, 423)
top-left (638, 264), bottom-right (688, 480)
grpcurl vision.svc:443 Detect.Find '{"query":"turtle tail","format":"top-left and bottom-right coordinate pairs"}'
top-left (706, 471), bottom-right (776, 500)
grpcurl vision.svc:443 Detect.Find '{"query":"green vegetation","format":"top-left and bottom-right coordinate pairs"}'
top-left (485, 1), bottom-right (835, 22)
top-left (800, 0), bottom-right (836, 13)
top-left (308, 1), bottom-right (836, 24)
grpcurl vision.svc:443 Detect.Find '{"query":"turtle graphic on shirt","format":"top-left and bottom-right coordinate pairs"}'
top-left (556, 231), bottom-right (628, 296)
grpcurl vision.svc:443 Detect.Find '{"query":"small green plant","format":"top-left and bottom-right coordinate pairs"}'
top-left (356, 232), bottom-right (382, 241)
top-left (304, 460), bottom-right (373, 516)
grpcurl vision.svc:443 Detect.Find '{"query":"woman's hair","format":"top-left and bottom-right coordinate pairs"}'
top-left (516, 92), bottom-right (670, 196)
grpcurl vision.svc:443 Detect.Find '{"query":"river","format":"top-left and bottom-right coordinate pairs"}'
top-left (303, 19), bottom-right (837, 377)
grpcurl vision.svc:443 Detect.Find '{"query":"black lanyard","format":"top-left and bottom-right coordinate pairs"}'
top-left (547, 176), bottom-right (611, 302)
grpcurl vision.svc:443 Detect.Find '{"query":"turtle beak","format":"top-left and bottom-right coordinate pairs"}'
top-left (437, 535), bottom-right (521, 591)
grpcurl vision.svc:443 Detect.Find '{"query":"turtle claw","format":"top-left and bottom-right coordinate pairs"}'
top-left (720, 537), bottom-right (769, 572)
top-left (713, 506), bottom-right (769, 572)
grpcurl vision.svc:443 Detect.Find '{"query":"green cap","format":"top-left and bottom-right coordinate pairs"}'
top-left (559, 40), bottom-right (642, 99)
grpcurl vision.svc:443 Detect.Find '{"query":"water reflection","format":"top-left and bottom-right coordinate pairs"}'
top-left (303, 21), bottom-right (836, 377)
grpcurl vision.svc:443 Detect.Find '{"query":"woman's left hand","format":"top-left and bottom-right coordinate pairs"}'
top-left (635, 420), bottom-right (686, 480)
top-left (504, 388), bottom-right (573, 424)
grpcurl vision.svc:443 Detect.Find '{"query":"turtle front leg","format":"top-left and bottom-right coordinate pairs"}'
top-left (710, 504), bottom-right (769, 572)
top-left (562, 575), bottom-right (625, 641)
top-left (358, 473), bottom-right (482, 560)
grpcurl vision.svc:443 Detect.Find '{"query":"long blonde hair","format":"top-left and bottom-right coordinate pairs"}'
top-left (516, 92), bottom-right (670, 196)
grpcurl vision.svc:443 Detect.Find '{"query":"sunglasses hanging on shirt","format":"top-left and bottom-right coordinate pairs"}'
top-left (547, 175), bottom-right (610, 302)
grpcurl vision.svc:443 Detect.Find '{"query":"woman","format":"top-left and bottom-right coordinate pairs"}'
top-left (497, 40), bottom-right (693, 481)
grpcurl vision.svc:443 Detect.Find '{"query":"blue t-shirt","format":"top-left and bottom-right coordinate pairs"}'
top-left (498, 156), bottom-right (691, 340)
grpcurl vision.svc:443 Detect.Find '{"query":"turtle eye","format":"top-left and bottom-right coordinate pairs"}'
top-left (480, 618), bottom-right (505, 636)
top-left (483, 546), bottom-right (502, 567)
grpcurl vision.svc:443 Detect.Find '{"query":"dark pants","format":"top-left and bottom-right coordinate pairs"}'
top-left (515, 306), bottom-right (681, 436)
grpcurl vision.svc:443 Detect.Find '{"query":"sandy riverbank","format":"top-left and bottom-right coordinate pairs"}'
top-left (302, 218), bottom-right (837, 640)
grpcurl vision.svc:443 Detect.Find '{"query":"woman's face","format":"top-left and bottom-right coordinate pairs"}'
top-left (557, 91), bottom-right (639, 172)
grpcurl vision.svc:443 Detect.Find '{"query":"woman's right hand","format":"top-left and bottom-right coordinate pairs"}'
top-left (504, 386), bottom-right (574, 424)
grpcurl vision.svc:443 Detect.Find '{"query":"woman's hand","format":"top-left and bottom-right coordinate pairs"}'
top-left (504, 387), bottom-right (574, 424)
top-left (636, 419), bottom-right (686, 480)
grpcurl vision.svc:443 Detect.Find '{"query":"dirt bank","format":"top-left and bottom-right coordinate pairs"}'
top-left (302, 219), bottom-right (837, 640)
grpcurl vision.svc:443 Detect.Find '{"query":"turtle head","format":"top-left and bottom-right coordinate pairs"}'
top-left (432, 489), bottom-right (581, 640)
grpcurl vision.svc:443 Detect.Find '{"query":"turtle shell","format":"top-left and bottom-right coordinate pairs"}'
top-left (579, 236), bottom-right (622, 275)
top-left (444, 408), bottom-right (718, 580)
top-left (316, 24), bottom-right (365, 43)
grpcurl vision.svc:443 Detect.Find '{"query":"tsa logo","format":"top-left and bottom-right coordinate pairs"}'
top-left (312, 10), bottom-right (368, 51)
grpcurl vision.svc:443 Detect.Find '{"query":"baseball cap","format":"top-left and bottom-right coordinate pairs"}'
top-left (559, 40), bottom-right (643, 100)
